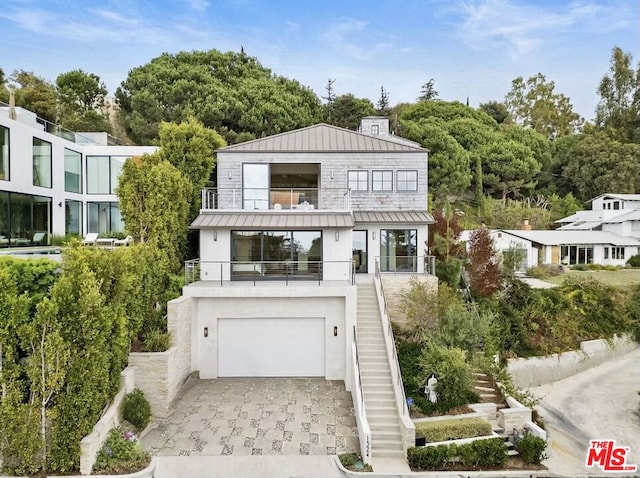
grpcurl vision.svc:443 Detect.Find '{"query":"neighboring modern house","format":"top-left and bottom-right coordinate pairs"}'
top-left (0, 103), bottom-right (156, 246)
top-left (463, 194), bottom-right (640, 269)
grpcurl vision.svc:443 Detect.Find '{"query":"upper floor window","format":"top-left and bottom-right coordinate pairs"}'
top-left (87, 156), bottom-right (130, 194)
top-left (64, 149), bottom-right (82, 193)
top-left (372, 170), bottom-right (393, 191)
top-left (0, 126), bottom-right (8, 181)
top-left (371, 124), bottom-right (379, 135)
top-left (33, 138), bottom-right (52, 188)
top-left (397, 170), bottom-right (418, 191)
top-left (613, 201), bottom-right (620, 210)
top-left (348, 170), bottom-right (368, 191)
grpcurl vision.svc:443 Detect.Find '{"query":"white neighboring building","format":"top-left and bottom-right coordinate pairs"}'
top-left (463, 194), bottom-right (640, 270)
top-left (0, 105), bottom-right (156, 246)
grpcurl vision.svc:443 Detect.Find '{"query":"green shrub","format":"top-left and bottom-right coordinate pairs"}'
top-left (408, 437), bottom-right (507, 470)
top-left (586, 263), bottom-right (603, 270)
top-left (93, 427), bottom-right (150, 474)
top-left (338, 452), bottom-right (372, 471)
top-left (526, 264), bottom-right (562, 279)
top-left (122, 389), bottom-right (151, 431)
top-left (571, 264), bottom-right (587, 271)
top-left (141, 329), bottom-right (171, 352)
top-left (415, 417), bottom-right (492, 442)
top-left (516, 434), bottom-right (548, 464)
top-left (627, 254), bottom-right (640, 268)
top-left (419, 343), bottom-right (474, 408)
top-left (603, 264), bottom-right (619, 271)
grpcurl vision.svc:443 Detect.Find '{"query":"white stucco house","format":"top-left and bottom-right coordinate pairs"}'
top-left (463, 194), bottom-right (640, 270)
top-left (0, 103), bottom-right (156, 246)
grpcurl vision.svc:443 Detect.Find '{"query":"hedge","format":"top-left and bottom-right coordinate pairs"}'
top-left (408, 437), bottom-right (507, 470)
top-left (415, 417), bottom-right (492, 442)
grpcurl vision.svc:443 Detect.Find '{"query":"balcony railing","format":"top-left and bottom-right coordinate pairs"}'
top-left (184, 259), bottom-right (356, 285)
top-left (376, 255), bottom-right (436, 275)
top-left (201, 187), bottom-right (352, 211)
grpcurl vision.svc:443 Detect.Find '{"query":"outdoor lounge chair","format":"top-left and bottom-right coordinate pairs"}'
top-left (32, 232), bottom-right (47, 245)
top-left (82, 232), bottom-right (99, 245)
top-left (114, 235), bottom-right (133, 247)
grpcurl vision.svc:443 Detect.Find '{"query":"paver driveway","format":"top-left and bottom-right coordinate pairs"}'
top-left (142, 378), bottom-right (359, 457)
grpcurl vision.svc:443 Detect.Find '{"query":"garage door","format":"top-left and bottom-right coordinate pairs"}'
top-left (218, 318), bottom-right (325, 377)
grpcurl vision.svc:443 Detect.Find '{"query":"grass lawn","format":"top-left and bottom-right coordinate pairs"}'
top-left (544, 268), bottom-right (640, 287)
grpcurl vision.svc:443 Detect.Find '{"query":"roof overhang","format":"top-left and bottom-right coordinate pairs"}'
top-left (191, 211), bottom-right (354, 229)
top-left (353, 211), bottom-right (434, 224)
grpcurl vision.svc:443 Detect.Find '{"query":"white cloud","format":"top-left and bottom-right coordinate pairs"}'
top-left (187, 0), bottom-right (210, 11)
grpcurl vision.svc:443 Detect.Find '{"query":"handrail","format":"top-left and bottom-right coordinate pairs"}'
top-left (376, 255), bottom-right (436, 275)
top-left (374, 259), bottom-right (410, 419)
top-left (200, 187), bottom-right (352, 211)
top-left (352, 325), bottom-right (372, 464)
top-left (184, 259), bottom-right (355, 285)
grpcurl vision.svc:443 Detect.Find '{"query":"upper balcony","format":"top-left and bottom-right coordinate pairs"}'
top-left (201, 187), bottom-right (352, 211)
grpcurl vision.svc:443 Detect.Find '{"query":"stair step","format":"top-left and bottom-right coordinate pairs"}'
top-left (371, 439), bottom-right (404, 450)
top-left (372, 450), bottom-right (406, 459)
top-left (474, 385), bottom-right (495, 392)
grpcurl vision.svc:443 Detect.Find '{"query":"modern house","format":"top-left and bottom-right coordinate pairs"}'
top-left (0, 103), bottom-right (156, 247)
top-left (173, 117), bottom-right (434, 464)
top-left (463, 194), bottom-right (640, 270)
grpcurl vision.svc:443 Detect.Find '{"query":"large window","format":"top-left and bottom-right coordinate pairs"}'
top-left (33, 138), bottom-right (52, 188)
top-left (231, 230), bottom-right (323, 279)
top-left (88, 202), bottom-right (124, 234)
top-left (0, 126), bottom-right (8, 181)
top-left (561, 245), bottom-right (593, 265)
top-left (0, 192), bottom-right (51, 247)
top-left (380, 229), bottom-right (417, 272)
top-left (348, 170), bottom-right (368, 191)
top-left (242, 163), bottom-right (269, 209)
top-left (65, 200), bottom-right (82, 236)
top-left (65, 149), bottom-right (82, 193)
top-left (372, 170), bottom-right (393, 191)
top-left (87, 156), bottom-right (130, 194)
top-left (396, 170), bottom-right (418, 191)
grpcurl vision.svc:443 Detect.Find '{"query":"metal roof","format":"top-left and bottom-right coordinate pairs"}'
top-left (502, 230), bottom-right (640, 246)
top-left (219, 124), bottom-right (426, 153)
top-left (602, 209), bottom-right (640, 223)
top-left (191, 211), bottom-right (354, 229)
top-left (590, 193), bottom-right (640, 202)
top-left (555, 210), bottom-right (603, 224)
top-left (353, 211), bottom-right (434, 224)
top-left (556, 221), bottom-right (603, 230)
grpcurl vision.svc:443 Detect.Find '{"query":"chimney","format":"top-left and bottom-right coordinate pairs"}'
top-left (9, 90), bottom-right (17, 120)
top-left (521, 219), bottom-right (531, 231)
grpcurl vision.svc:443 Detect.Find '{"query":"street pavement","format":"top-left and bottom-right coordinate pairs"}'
top-left (532, 347), bottom-right (640, 476)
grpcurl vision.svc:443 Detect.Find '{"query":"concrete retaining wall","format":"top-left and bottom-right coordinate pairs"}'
top-left (129, 296), bottom-right (193, 418)
top-left (79, 368), bottom-right (135, 475)
top-left (507, 336), bottom-right (638, 387)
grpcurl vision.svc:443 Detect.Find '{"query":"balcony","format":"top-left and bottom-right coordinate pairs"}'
top-left (201, 187), bottom-right (352, 211)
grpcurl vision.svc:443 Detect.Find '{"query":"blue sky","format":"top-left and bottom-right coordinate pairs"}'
top-left (1, 0), bottom-right (638, 121)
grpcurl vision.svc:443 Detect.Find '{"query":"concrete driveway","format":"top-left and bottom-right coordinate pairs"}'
top-left (142, 378), bottom-right (359, 457)
top-left (531, 347), bottom-right (640, 476)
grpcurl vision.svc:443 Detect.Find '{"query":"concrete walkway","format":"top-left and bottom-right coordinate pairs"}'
top-left (531, 347), bottom-right (640, 476)
top-left (142, 378), bottom-right (359, 457)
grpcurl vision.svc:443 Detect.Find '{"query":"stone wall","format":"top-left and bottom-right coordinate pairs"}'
top-left (79, 368), bottom-right (135, 475)
top-left (507, 336), bottom-right (638, 388)
top-left (128, 296), bottom-right (192, 417)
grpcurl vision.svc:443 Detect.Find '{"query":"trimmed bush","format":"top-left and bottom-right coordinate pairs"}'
top-left (571, 264), bottom-right (587, 271)
top-left (517, 434), bottom-right (548, 464)
top-left (526, 264), bottom-right (563, 279)
top-left (627, 254), bottom-right (640, 268)
top-left (415, 417), bottom-right (492, 442)
top-left (122, 389), bottom-right (151, 431)
top-left (408, 437), bottom-right (507, 470)
top-left (92, 427), bottom-right (150, 474)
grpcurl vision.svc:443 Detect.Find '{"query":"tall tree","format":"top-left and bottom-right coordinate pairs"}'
top-left (479, 140), bottom-right (541, 200)
top-left (0, 67), bottom-right (8, 103)
top-left (322, 78), bottom-right (336, 104)
top-left (116, 49), bottom-right (322, 144)
top-left (117, 154), bottom-right (190, 271)
top-left (563, 131), bottom-right (640, 201)
top-left (418, 78), bottom-right (439, 101)
top-left (56, 69), bottom-right (110, 133)
top-left (9, 70), bottom-right (57, 122)
top-left (504, 73), bottom-right (582, 139)
top-left (467, 227), bottom-right (501, 298)
top-left (324, 93), bottom-right (376, 130)
top-left (479, 101), bottom-right (510, 124)
top-left (596, 46), bottom-right (640, 143)
top-left (377, 86), bottom-right (390, 115)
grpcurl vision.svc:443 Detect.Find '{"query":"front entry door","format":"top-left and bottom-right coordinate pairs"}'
top-left (352, 230), bottom-right (368, 273)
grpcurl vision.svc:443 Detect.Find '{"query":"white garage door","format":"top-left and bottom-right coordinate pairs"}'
top-left (218, 318), bottom-right (325, 377)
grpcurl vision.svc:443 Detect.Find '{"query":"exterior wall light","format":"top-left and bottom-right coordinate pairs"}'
top-left (335, 231), bottom-right (340, 241)
top-left (213, 231), bottom-right (217, 241)
top-left (333, 326), bottom-right (338, 337)
top-left (203, 327), bottom-right (208, 338)
top-left (372, 231), bottom-right (376, 240)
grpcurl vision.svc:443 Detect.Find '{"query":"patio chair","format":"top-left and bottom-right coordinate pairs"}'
top-left (32, 232), bottom-right (47, 245)
top-left (82, 232), bottom-right (99, 245)
top-left (114, 235), bottom-right (133, 247)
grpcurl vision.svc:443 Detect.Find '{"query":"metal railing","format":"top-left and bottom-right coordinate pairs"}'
top-left (201, 187), bottom-right (352, 211)
top-left (374, 259), bottom-right (410, 420)
top-left (184, 259), bottom-right (356, 286)
top-left (352, 325), bottom-right (372, 464)
top-left (376, 255), bottom-right (436, 275)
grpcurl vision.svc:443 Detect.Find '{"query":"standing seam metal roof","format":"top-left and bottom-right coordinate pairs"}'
top-left (218, 124), bottom-right (426, 152)
top-left (353, 211), bottom-right (434, 224)
top-left (190, 211), bottom-right (354, 229)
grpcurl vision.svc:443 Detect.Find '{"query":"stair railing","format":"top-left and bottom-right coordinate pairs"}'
top-left (352, 325), bottom-right (372, 464)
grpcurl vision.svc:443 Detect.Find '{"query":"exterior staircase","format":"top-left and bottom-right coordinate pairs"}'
top-left (356, 281), bottom-right (405, 461)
